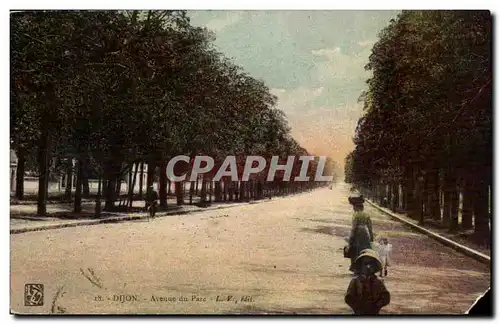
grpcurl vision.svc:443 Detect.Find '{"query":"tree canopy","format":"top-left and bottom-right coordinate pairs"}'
top-left (11, 10), bottom-right (334, 215)
top-left (345, 10), bottom-right (491, 239)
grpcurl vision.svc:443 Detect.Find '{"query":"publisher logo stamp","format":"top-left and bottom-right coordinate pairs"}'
top-left (24, 284), bottom-right (44, 306)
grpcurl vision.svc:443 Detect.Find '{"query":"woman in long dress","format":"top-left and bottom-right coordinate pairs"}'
top-left (348, 195), bottom-right (374, 272)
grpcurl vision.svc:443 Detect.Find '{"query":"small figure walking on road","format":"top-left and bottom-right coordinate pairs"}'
top-left (345, 249), bottom-right (391, 315)
top-left (146, 185), bottom-right (159, 219)
top-left (376, 237), bottom-right (392, 277)
top-left (382, 197), bottom-right (388, 208)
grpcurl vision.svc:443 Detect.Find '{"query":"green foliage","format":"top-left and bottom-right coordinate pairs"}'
top-left (11, 10), bottom-right (311, 181)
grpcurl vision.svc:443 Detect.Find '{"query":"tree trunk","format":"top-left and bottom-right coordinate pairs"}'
top-left (103, 160), bottom-right (119, 211)
top-left (214, 182), bottom-right (222, 202)
top-left (82, 176), bottom-right (90, 199)
top-left (65, 159), bottom-right (73, 199)
top-left (15, 147), bottom-right (25, 200)
top-left (228, 181), bottom-right (234, 201)
top-left (145, 160), bottom-right (156, 208)
top-left (401, 182), bottom-right (407, 211)
top-left (415, 175), bottom-right (424, 225)
top-left (473, 169), bottom-right (490, 239)
top-left (391, 182), bottom-right (399, 212)
top-left (74, 158), bottom-right (83, 213)
top-left (430, 168), bottom-right (441, 221)
top-left (200, 178), bottom-right (207, 202)
top-left (195, 177), bottom-right (199, 195)
top-left (127, 166), bottom-right (132, 205)
top-left (405, 166), bottom-right (417, 218)
top-left (384, 184), bottom-right (389, 206)
top-left (423, 173), bottom-right (431, 218)
top-left (118, 176), bottom-right (124, 206)
top-left (234, 181), bottom-right (239, 200)
top-left (386, 183), bottom-right (392, 209)
top-left (37, 129), bottom-right (50, 216)
top-left (81, 153), bottom-right (90, 198)
top-left (442, 169), bottom-right (459, 231)
top-left (115, 175), bottom-right (121, 205)
top-left (139, 161), bottom-right (144, 199)
top-left (239, 181), bottom-right (245, 201)
top-left (115, 175), bottom-right (122, 199)
top-left (442, 189), bottom-right (451, 227)
top-left (104, 171), bottom-right (116, 211)
top-left (378, 183), bottom-right (386, 206)
top-left (159, 159), bottom-right (167, 208)
top-left (95, 168), bottom-right (102, 217)
top-left (449, 184), bottom-right (459, 232)
top-left (175, 181), bottom-right (184, 205)
top-left (209, 180), bottom-right (213, 202)
top-left (146, 161), bottom-right (154, 188)
top-left (461, 174), bottom-right (474, 230)
top-left (128, 163), bottom-right (139, 208)
top-left (189, 181), bottom-right (194, 204)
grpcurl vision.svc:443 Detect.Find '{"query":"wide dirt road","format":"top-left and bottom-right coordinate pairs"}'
top-left (10, 183), bottom-right (490, 314)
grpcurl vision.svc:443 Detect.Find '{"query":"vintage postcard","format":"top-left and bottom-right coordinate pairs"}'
top-left (10, 10), bottom-right (491, 315)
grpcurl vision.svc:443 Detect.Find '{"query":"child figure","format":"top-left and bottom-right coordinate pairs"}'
top-left (376, 237), bottom-right (392, 277)
top-left (345, 249), bottom-right (391, 315)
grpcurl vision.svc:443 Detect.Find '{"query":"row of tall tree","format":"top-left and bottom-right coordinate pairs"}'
top-left (344, 11), bottom-right (491, 243)
top-left (11, 10), bottom-right (335, 216)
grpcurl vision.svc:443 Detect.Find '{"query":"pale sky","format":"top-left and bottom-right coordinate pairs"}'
top-left (188, 10), bottom-right (400, 168)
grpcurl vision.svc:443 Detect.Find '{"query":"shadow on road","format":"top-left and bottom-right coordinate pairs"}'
top-left (300, 224), bottom-right (351, 238)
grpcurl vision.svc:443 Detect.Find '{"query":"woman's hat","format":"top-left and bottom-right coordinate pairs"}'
top-left (348, 194), bottom-right (365, 206)
top-left (353, 249), bottom-right (382, 273)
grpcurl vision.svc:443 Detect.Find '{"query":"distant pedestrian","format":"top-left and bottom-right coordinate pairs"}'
top-left (345, 249), bottom-right (391, 315)
top-left (382, 197), bottom-right (388, 208)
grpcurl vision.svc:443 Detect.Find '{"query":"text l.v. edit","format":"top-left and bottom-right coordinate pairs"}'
top-left (216, 295), bottom-right (254, 302)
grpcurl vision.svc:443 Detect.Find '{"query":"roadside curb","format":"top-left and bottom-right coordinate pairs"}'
top-left (10, 195), bottom-right (281, 235)
top-left (365, 199), bottom-right (490, 265)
